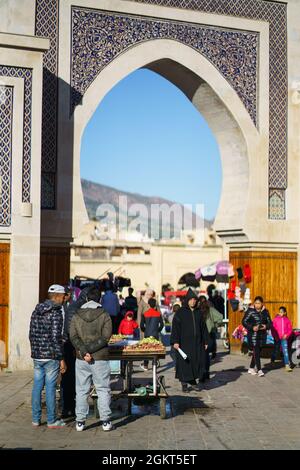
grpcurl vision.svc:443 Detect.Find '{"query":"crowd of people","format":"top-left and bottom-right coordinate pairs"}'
top-left (28, 279), bottom-right (295, 431)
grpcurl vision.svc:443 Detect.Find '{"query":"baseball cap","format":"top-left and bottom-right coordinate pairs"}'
top-left (199, 291), bottom-right (209, 300)
top-left (48, 284), bottom-right (66, 294)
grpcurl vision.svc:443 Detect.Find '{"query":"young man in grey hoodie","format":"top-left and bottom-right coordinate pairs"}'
top-left (70, 287), bottom-right (113, 432)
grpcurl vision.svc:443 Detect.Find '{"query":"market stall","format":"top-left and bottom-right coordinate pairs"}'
top-left (92, 337), bottom-right (168, 419)
top-left (195, 260), bottom-right (235, 349)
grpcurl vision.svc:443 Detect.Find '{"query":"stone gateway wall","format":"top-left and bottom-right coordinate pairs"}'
top-left (0, 0), bottom-right (299, 369)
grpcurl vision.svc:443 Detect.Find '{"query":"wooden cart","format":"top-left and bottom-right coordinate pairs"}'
top-left (91, 350), bottom-right (168, 419)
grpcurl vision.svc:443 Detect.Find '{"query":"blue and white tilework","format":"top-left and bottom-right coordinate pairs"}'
top-left (71, 8), bottom-right (259, 127)
top-left (35, 0), bottom-right (59, 209)
top-left (0, 67), bottom-right (32, 204)
top-left (269, 189), bottom-right (285, 221)
top-left (0, 86), bottom-right (13, 226)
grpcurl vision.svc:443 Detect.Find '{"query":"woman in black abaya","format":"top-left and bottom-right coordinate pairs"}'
top-left (171, 289), bottom-right (209, 392)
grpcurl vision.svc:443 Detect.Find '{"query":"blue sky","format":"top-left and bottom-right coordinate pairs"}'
top-left (81, 68), bottom-right (222, 220)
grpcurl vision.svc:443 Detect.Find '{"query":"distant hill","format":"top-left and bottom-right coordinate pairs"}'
top-left (81, 178), bottom-right (212, 238)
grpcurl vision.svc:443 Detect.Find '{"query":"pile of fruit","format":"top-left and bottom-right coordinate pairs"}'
top-left (123, 337), bottom-right (165, 353)
top-left (108, 334), bottom-right (127, 344)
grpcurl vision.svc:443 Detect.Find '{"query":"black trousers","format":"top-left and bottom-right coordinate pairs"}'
top-left (61, 340), bottom-right (76, 414)
top-left (111, 316), bottom-right (119, 334)
top-left (250, 343), bottom-right (262, 371)
top-left (210, 331), bottom-right (217, 354)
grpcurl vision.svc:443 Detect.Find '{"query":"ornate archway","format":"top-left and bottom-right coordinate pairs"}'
top-left (36, 1), bottom-right (297, 333)
top-left (70, 40), bottom-right (255, 241)
top-left (36, 0), bottom-right (288, 220)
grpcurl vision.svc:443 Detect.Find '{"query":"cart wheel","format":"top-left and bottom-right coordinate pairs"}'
top-left (128, 397), bottom-right (132, 416)
top-left (160, 375), bottom-right (165, 388)
top-left (160, 398), bottom-right (167, 419)
top-left (94, 398), bottom-right (100, 419)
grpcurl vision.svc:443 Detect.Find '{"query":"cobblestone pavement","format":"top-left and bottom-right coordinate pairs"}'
top-left (1, 348), bottom-right (300, 450)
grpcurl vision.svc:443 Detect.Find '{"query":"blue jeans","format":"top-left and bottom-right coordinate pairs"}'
top-left (75, 359), bottom-right (111, 422)
top-left (272, 339), bottom-right (290, 366)
top-left (32, 359), bottom-right (60, 424)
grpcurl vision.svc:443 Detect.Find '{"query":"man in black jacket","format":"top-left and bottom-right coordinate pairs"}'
top-left (125, 288), bottom-right (138, 318)
top-left (70, 287), bottom-right (113, 432)
top-left (29, 284), bottom-right (67, 428)
top-left (60, 286), bottom-right (90, 419)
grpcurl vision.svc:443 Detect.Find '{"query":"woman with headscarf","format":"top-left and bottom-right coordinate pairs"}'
top-left (170, 289), bottom-right (209, 392)
top-left (198, 295), bottom-right (224, 381)
top-left (137, 289), bottom-right (158, 326)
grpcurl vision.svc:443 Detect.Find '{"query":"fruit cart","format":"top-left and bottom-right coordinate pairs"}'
top-left (92, 338), bottom-right (168, 419)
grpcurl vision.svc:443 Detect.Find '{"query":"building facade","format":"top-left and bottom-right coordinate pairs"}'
top-left (71, 222), bottom-right (225, 296)
top-left (0, 0), bottom-right (299, 369)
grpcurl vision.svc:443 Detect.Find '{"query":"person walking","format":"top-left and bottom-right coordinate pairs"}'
top-left (60, 287), bottom-right (76, 419)
top-left (140, 298), bottom-right (164, 371)
top-left (29, 284), bottom-right (67, 428)
top-left (70, 287), bottom-right (113, 432)
top-left (137, 289), bottom-right (155, 327)
top-left (101, 280), bottom-right (120, 334)
top-left (60, 285), bottom-right (93, 419)
top-left (242, 296), bottom-right (272, 377)
top-left (170, 289), bottom-right (209, 392)
top-left (198, 295), bottom-right (223, 380)
top-left (207, 284), bottom-right (225, 316)
top-left (169, 302), bottom-right (181, 327)
top-left (271, 306), bottom-right (293, 372)
top-left (125, 287), bottom-right (138, 318)
top-left (206, 287), bottom-right (224, 358)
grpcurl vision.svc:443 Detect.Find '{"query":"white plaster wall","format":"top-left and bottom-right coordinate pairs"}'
top-left (0, 0), bottom-right (36, 36)
top-left (0, 34), bottom-right (49, 370)
top-left (70, 243), bottom-right (224, 297)
top-left (192, 84), bottom-right (250, 232)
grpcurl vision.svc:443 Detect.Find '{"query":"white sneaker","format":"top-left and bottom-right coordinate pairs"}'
top-left (102, 421), bottom-right (113, 432)
top-left (248, 368), bottom-right (257, 375)
top-left (257, 370), bottom-right (265, 377)
top-left (47, 419), bottom-right (66, 429)
top-left (76, 421), bottom-right (85, 432)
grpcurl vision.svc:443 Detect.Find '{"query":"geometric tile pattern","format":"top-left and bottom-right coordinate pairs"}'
top-left (0, 67), bottom-right (33, 203)
top-left (35, 0), bottom-right (59, 209)
top-left (71, 8), bottom-right (259, 126)
top-left (0, 86), bottom-right (13, 226)
top-left (41, 172), bottom-right (56, 211)
top-left (269, 189), bottom-right (285, 220)
top-left (132, 0), bottom-right (288, 191)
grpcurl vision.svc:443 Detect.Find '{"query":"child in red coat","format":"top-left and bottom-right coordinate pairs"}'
top-left (118, 311), bottom-right (139, 337)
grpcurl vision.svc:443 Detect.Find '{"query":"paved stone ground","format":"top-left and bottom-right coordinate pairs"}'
top-left (1, 347), bottom-right (300, 450)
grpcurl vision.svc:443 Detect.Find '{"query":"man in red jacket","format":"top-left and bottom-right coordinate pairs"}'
top-left (140, 298), bottom-right (164, 371)
top-left (118, 311), bottom-right (139, 337)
